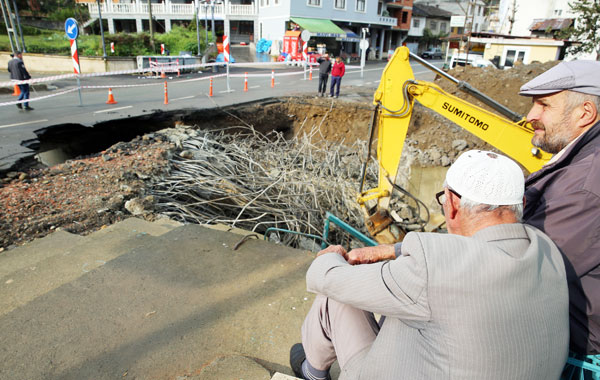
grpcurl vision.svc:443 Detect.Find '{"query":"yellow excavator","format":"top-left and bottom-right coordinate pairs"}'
top-left (356, 47), bottom-right (553, 245)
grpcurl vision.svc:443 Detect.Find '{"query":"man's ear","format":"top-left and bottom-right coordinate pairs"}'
top-left (577, 100), bottom-right (599, 128)
top-left (446, 189), bottom-right (460, 220)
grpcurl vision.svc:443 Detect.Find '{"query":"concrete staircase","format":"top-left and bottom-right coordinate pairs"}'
top-left (0, 217), bottom-right (311, 380)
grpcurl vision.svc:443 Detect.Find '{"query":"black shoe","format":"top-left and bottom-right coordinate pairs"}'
top-left (24, 106), bottom-right (34, 111)
top-left (290, 343), bottom-right (306, 378)
top-left (289, 343), bottom-right (331, 380)
top-left (16, 103), bottom-right (22, 109)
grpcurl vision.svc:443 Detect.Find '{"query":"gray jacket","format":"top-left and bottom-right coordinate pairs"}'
top-left (317, 57), bottom-right (331, 75)
top-left (524, 120), bottom-right (600, 354)
top-left (307, 224), bottom-right (569, 380)
top-left (7, 57), bottom-right (31, 81)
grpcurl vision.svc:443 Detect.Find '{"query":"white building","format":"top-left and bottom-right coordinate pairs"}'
top-left (413, 0), bottom-right (487, 34)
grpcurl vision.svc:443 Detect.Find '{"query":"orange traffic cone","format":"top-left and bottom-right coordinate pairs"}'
top-left (309, 65), bottom-right (313, 81)
top-left (244, 72), bottom-right (248, 92)
top-left (161, 67), bottom-right (166, 79)
top-left (271, 70), bottom-right (275, 88)
top-left (164, 81), bottom-right (169, 105)
top-left (176, 59), bottom-right (180, 77)
top-left (209, 77), bottom-right (213, 97)
top-left (12, 85), bottom-right (20, 96)
top-left (106, 88), bottom-right (118, 104)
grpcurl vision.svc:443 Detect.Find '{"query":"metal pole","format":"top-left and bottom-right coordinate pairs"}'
top-left (11, 0), bottom-right (25, 52)
top-left (226, 61), bottom-right (230, 92)
top-left (204, 3), bottom-right (208, 46)
top-left (148, 0), bottom-right (155, 52)
top-left (210, 1), bottom-right (215, 41)
top-left (97, 0), bottom-right (107, 59)
top-left (0, 0), bottom-right (16, 54)
top-left (195, 3), bottom-right (201, 56)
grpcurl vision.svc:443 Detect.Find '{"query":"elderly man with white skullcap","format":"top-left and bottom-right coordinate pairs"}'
top-left (519, 60), bottom-right (600, 355)
top-left (289, 150), bottom-right (569, 380)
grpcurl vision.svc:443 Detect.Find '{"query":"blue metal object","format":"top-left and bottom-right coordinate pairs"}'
top-left (322, 212), bottom-right (378, 249)
top-left (65, 18), bottom-right (79, 40)
top-left (564, 354), bottom-right (600, 379)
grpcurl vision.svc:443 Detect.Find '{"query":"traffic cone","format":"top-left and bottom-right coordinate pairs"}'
top-left (176, 59), bottom-right (180, 77)
top-left (12, 85), bottom-right (20, 96)
top-left (164, 81), bottom-right (169, 104)
top-left (106, 88), bottom-right (118, 104)
top-left (209, 77), bottom-right (213, 97)
top-left (161, 69), bottom-right (166, 79)
top-left (244, 72), bottom-right (248, 92)
top-left (309, 65), bottom-right (313, 81)
top-left (271, 70), bottom-right (275, 88)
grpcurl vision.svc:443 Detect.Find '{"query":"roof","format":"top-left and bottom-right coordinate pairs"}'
top-left (529, 18), bottom-right (573, 32)
top-left (412, 3), bottom-right (453, 19)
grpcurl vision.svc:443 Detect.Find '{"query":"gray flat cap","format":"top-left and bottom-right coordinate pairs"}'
top-left (519, 60), bottom-right (600, 96)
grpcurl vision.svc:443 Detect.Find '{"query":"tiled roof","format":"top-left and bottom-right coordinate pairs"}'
top-left (529, 18), bottom-right (573, 31)
top-left (412, 3), bottom-right (453, 18)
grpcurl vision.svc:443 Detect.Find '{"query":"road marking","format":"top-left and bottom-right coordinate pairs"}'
top-left (219, 89), bottom-right (236, 93)
top-left (374, 80), bottom-right (380, 83)
top-left (249, 85), bottom-right (260, 89)
top-left (171, 95), bottom-right (195, 101)
top-left (365, 82), bottom-right (372, 85)
top-left (94, 105), bottom-right (133, 114)
top-left (0, 119), bottom-right (48, 129)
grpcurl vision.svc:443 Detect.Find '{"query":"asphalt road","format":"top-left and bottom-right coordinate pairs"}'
top-left (0, 59), bottom-right (444, 171)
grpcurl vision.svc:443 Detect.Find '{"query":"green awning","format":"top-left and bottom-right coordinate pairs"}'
top-left (290, 17), bottom-right (346, 38)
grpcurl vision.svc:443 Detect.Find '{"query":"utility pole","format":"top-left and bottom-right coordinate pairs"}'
top-left (195, 1), bottom-right (201, 56)
top-left (0, 0), bottom-right (20, 54)
top-left (11, 0), bottom-right (25, 52)
top-left (148, 0), bottom-right (155, 53)
top-left (508, 0), bottom-right (517, 35)
top-left (96, 0), bottom-right (107, 59)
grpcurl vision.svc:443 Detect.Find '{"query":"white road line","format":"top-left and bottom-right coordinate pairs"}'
top-left (94, 105), bottom-right (133, 114)
top-left (249, 85), bottom-right (261, 89)
top-left (374, 80), bottom-right (380, 83)
top-left (275, 82), bottom-right (281, 85)
top-left (219, 89), bottom-right (236, 93)
top-left (171, 95), bottom-right (195, 101)
top-left (0, 119), bottom-right (48, 129)
top-left (365, 82), bottom-right (372, 85)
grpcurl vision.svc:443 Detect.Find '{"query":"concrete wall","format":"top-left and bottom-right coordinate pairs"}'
top-left (1, 52), bottom-right (138, 74)
top-left (257, 0), bottom-right (290, 41)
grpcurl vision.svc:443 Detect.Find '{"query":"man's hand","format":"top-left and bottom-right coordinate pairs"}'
top-left (316, 245), bottom-right (347, 258)
top-left (342, 245), bottom-right (396, 265)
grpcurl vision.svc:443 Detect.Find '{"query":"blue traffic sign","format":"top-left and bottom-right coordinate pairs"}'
top-left (65, 18), bottom-right (79, 40)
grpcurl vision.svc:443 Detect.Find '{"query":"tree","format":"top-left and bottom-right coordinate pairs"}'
top-left (562, 0), bottom-right (600, 60)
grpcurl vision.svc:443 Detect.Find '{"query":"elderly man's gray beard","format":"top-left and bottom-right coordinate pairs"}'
top-left (531, 117), bottom-right (572, 154)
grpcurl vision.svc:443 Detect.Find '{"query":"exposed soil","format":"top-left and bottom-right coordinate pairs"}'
top-left (0, 61), bottom-right (560, 250)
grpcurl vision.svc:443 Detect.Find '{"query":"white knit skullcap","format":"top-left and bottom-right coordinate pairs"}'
top-left (446, 150), bottom-right (524, 205)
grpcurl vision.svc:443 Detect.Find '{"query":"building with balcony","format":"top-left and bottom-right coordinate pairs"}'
top-left (79, 0), bottom-right (408, 59)
top-left (406, 3), bottom-right (451, 53)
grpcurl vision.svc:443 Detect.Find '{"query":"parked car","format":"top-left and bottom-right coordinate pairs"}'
top-left (421, 48), bottom-right (443, 59)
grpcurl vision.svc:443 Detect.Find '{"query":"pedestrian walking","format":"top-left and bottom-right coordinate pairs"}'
top-left (329, 56), bottom-right (345, 98)
top-left (7, 51), bottom-right (33, 111)
top-left (316, 54), bottom-right (331, 97)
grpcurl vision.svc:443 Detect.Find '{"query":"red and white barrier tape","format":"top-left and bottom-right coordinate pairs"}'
top-left (0, 87), bottom-right (80, 107)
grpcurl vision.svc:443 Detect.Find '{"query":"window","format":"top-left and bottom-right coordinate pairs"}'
top-left (413, 19), bottom-right (420, 28)
top-left (440, 22), bottom-right (446, 32)
top-left (334, 0), bottom-right (345, 9)
top-left (307, 0), bottom-right (321, 6)
top-left (378, 1), bottom-right (383, 15)
top-left (430, 20), bottom-right (437, 30)
top-left (402, 11), bottom-right (408, 24)
top-left (356, 0), bottom-right (365, 12)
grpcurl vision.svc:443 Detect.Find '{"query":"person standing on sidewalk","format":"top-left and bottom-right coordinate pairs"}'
top-left (7, 51), bottom-right (34, 111)
top-left (316, 54), bottom-right (331, 97)
top-left (329, 56), bottom-right (345, 98)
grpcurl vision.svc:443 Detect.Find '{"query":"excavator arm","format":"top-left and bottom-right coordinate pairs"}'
top-left (358, 47), bottom-right (552, 244)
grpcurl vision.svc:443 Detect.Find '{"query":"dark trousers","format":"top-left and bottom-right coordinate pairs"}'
top-left (330, 76), bottom-right (342, 96)
top-left (318, 74), bottom-right (329, 94)
top-left (18, 84), bottom-right (30, 107)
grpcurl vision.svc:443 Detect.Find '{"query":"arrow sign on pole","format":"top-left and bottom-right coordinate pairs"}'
top-left (64, 18), bottom-right (79, 40)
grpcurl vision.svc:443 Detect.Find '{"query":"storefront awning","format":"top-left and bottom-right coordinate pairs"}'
top-left (337, 27), bottom-right (360, 42)
top-left (290, 17), bottom-right (346, 38)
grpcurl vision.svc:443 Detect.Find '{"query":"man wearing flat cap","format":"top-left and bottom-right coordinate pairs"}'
top-left (290, 150), bottom-right (569, 380)
top-left (519, 60), bottom-right (600, 355)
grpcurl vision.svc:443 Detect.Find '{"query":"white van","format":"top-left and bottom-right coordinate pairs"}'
top-left (448, 53), bottom-right (496, 69)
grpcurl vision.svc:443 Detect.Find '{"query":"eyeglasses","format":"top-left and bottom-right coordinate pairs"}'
top-left (435, 188), bottom-right (462, 206)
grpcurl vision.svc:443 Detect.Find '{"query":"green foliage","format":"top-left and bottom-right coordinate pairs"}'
top-left (47, 8), bottom-right (80, 22)
top-left (421, 28), bottom-right (447, 48)
top-left (561, 0), bottom-right (600, 58)
top-left (155, 25), bottom-right (210, 56)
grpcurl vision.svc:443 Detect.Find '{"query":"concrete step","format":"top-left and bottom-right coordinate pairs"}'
top-left (0, 223), bottom-right (315, 380)
top-left (0, 217), bottom-right (183, 316)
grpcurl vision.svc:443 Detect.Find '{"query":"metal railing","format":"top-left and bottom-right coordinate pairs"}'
top-left (87, 2), bottom-right (256, 17)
